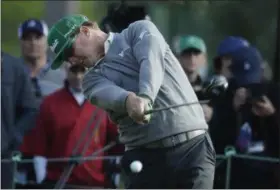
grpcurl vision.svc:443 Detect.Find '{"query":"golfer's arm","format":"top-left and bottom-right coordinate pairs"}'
top-left (82, 70), bottom-right (130, 112)
top-left (130, 20), bottom-right (166, 103)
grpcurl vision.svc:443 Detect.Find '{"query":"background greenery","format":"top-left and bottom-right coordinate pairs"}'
top-left (1, 1), bottom-right (107, 56)
top-left (1, 0), bottom-right (278, 68)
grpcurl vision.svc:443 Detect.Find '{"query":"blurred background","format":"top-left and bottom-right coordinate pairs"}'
top-left (1, 0), bottom-right (280, 189)
top-left (1, 0), bottom-right (279, 77)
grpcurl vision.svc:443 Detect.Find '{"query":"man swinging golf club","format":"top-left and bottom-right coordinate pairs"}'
top-left (47, 14), bottom-right (215, 189)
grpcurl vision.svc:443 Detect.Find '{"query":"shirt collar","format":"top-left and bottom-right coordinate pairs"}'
top-left (71, 90), bottom-right (85, 106)
top-left (93, 32), bottom-right (114, 69)
top-left (68, 84), bottom-right (85, 106)
top-left (104, 32), bottom-right (114, 54)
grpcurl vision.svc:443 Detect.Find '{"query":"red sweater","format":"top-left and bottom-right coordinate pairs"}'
top-left (20, 88), bottom-right (124, 187)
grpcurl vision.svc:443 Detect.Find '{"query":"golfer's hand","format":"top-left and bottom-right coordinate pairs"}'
top-left (126, 93), bottom-right (152, 124)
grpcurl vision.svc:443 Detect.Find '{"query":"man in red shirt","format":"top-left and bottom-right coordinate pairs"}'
top-left (20, 63), bottom-right (123, 188)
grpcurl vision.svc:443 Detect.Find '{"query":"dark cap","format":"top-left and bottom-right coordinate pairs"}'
top-left (217, 36), bottom-right (249, 57)
top-left (18, 19), bottom-right (49, 39)
top-left (230, 46), bottom-right (263, 86)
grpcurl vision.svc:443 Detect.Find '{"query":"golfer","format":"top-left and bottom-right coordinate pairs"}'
top-left (47, 14), bottom-right (215, 189)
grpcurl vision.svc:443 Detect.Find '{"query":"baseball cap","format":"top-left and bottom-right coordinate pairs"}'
top-left (18, 19), bottom-right (48, 39)
top-left (230, 46), bottom-right (262, 86)
top-left (217, 36), bottom-right (249, 57)
top-left (47, 14), bottom-right (89, 70)
top-left (176, 35), bottom-right (206, 54)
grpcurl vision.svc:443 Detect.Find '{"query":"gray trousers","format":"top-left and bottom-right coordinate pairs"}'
top-left (121, 132), bottom-right (216, 189)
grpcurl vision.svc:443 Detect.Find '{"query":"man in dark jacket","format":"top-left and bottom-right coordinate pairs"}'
top-left (212, 47), bottom-right (279, 188)
top-left (221, 46), bottom-right (279, 158)
top-left (230, 47), bottom-right (279, 188)
top-left (213, 36), bottom-right (249, 79)
top-left (1, 52), bottom-right (38, 189)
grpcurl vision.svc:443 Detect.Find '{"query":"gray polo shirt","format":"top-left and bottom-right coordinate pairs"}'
top-left (83, 20), bottom-right (208, 148)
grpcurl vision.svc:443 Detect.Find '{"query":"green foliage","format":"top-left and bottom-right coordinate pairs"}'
top-left (1, 1), bottom-right (44, 56)
top-left (165, 0), bottom-right (278, 66)
top-left (2, 0), bottom-right (278, 66)
top-left (1, 1), bottom-right (107, 56)
top-left (208, 0), bottom-right (278, 63)
top-left (80, 1), bottom-right (107, 21)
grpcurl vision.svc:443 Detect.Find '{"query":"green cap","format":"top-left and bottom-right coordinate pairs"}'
top-left (47, 14), bottom-right (89, 70)
top-left (178, 35), bottom-right (206, 54)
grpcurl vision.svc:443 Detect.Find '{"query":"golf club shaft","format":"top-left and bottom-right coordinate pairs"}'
top-left (116, 99), bottom-right (210, 121)
top-left (144, 100), bottom-right (210, 115)
top-left (55, 141), bottom-right (117, 189)
top-left (55, 109), bottom-right (102, 189)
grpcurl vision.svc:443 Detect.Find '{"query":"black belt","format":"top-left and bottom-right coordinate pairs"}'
top-left (144, 129), bottom-right (206, 149)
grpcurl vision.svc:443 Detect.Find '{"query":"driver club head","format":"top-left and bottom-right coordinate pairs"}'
top-left (206, 75), bottom-right (229, 97)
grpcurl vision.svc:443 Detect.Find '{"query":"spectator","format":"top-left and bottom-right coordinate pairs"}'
top-left (176, 35), bottom-right (208, 82)
top-left (212, 46), bottom-right (279, 188)
top-left (18, 18), bottom-right (66, 104)
top-left (20, 63), bottom-right (124, 188)
top-left (175, 35), bottom-right (213, 122)
top-left (229, 47), bottom-right (279, 157)
top-left (210, 37), bottom-right (250, 148)
top-left (1, 52), bottom-right (38, 189)
top-left (213, 36), bottom-right (249, 79)
top-left (17, 18), bottom-right (67, 186)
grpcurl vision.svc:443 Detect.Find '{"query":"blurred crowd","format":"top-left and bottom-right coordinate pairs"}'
top-left (1, 5), bottom-right (280, 189)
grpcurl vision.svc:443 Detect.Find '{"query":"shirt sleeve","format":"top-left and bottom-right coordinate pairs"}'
top-left (128, 20), bottom-right (166, 103)
top-left (82, 68), bottom-right (131, 112)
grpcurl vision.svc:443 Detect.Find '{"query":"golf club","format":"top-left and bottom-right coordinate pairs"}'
top-left (204, 75), bottom-right (229, 98)
top-left (144, 100), bottom-right (210, 115)
top-left (54, 74), bottom-right (228, 189)
top-left (118, 75), bottom-right (229, 119)
top-left (54, 109), bottom-right (104, 189)
top-left (54, 141), bottom-right (117, 189)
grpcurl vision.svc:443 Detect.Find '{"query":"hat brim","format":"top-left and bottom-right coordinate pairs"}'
top-left (51, 52), bottom-right (64, 70)
top-left (50, 38), bottom-right (73, 70)
top-left (234, 73), bottom-right (261, 86)
top-left (182, 45), bottom-right (206, 53)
